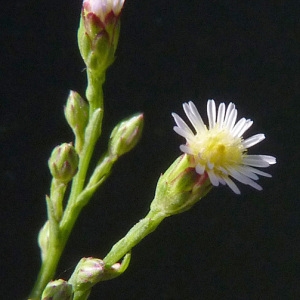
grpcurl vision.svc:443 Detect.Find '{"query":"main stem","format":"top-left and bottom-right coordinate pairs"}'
top-left (28, 233), bottom-right (66, 299)
top-left (28, 72), bottom-right (105, 300)
top-left (86, 70), bottom-right (105, 115)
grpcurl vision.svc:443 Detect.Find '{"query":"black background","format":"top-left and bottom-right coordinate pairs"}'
top-left (1, 0), bottom-right (299, 299)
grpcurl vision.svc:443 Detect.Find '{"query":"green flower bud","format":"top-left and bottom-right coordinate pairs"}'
top-left (48, 143), bottom-right (79, 183)
top-left (64, 90), bottom-right (89, 137)
top-left (38, 221), bottom-right (49, 262)
top-left (109, 113), bottom-right (144, 158)
top-left (69, 254), bottom-right (130, 294)
top-left (69, 257), bottom-right (105, 293)
top-left (150, 154), bottom-right (212, 216)
top-left (78, 0), bottom-right (125, 72)
top-left (41, 279), bottom-right (72, 300)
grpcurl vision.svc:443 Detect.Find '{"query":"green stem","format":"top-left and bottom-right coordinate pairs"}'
top-left (28, 76), bottom-right (106, 300)
top-left (28, 187), bottom-right (93, 299)
top-left (73, 290), bottom-right (91, 300)
top-left (103, 210), bottom-right (167, 267)
top-left (86, 70), bottom-right (105, 115)
top-left (28, 237), bottom-right (65, 299)
top-left (88, 154), bottom-right (116, 187)
top-left (50, 179), bottom-right (67, 221)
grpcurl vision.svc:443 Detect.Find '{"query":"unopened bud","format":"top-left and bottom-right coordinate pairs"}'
top-left (109, 113), bottom-right (144, 158)
top-left (64, 90), bottom-right (89, 137)
top-left (48, 143), bottom-right (79, 183)
top-left (151, 154), bottom-right (212, 216)
top-left (78, 0), bottom-right (125, 71)
top-left (38, 221), bottom-right (50, 262)
top-left (69, 257), bottom-right (105, 293)
top-left (41, 279), bottom-right (72, 300)
top-left (69, 253), bottom-right (130, 294)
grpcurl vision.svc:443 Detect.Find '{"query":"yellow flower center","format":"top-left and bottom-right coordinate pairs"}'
top-left (189, 127), bottom-right (246, 169)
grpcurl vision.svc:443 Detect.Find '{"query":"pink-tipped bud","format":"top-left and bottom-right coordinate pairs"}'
top-left (69, 254), bottom-right (130, 294)
top-left (64, 90), bottom-right (89, 138)
top-left (48, 143), bottom-right (79, 183)
top-left (109, 113), bottom-right (144, 158)
top-left (78, 0), bottom-right (125, 71)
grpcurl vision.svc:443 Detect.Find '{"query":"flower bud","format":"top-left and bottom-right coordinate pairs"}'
top-left (38, 221), bottom-right (50, 262)
top-left (64, 90), bottom-right (89, 137)
top-left (78, 0), bottom-right (125, 71)
top-left (48, 143), bottom-right (79, 183)
top-left (69, 257), bottom-right (105, 293)
top-left (69, 254), bottom-right (130, 294)
top-left (109, 113), bottom-right (144, 158)
top-left (150, 154), bottom-right (212, 216)
top-left (41, 279), bottom-right (72, 300)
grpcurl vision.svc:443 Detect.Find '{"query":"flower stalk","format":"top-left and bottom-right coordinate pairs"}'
top-left (103, 154), bottom-right (212, 267)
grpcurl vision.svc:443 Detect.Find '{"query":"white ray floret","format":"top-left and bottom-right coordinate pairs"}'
top-left (172, 100), bottom-right (276, 194)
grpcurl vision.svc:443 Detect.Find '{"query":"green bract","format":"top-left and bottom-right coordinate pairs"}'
top-left (151, 154), bottom-right (212, 216)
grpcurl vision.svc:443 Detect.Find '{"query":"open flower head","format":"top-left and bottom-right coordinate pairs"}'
top-left (172, 100), bottom-right (276, 194)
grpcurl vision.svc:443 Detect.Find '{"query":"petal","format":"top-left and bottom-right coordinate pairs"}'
top-left (231, 118), bottom-right (246, 137)
top-left (172, 113), bottom-right (194, 139)
top-left (207, 99), bottom-right (216, 129)
top-left (223, 102), bottom-right (235, 128)
top-left (235, 165), bottom-right (259, 180)
top-left (207, 170), bottom-right (220, 186)
top-left (260, 155), bottom-right (276, 164)
top-left (228, 168), bottom-right (263, 191)
top-left (217, 102), bottom-right (226, 127)
top-left (242, 155), bottom-right (272, 167)
top-left (242, 134), bottom-right (265, 148)
top-left (222, 176), bottom-right (241, 194)
top-left (183, 102), bottom-right (206, 133)
top-left (236, 119), bottom-right (253, 137)
top-left (195, 163), bottom-right (205, 174)
top-left (243, 166), bottom-right (272, 177)
top-left (179, 144), bottom-right (194, 155)
top-left (226, 108), bottom-right (237, 131)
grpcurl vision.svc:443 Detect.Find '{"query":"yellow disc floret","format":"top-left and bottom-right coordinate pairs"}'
top-left (189, 126), bottom-right (246, 170)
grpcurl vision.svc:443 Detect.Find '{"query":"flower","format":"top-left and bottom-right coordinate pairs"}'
top-left (172, 100), bottom-right (276, 194)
